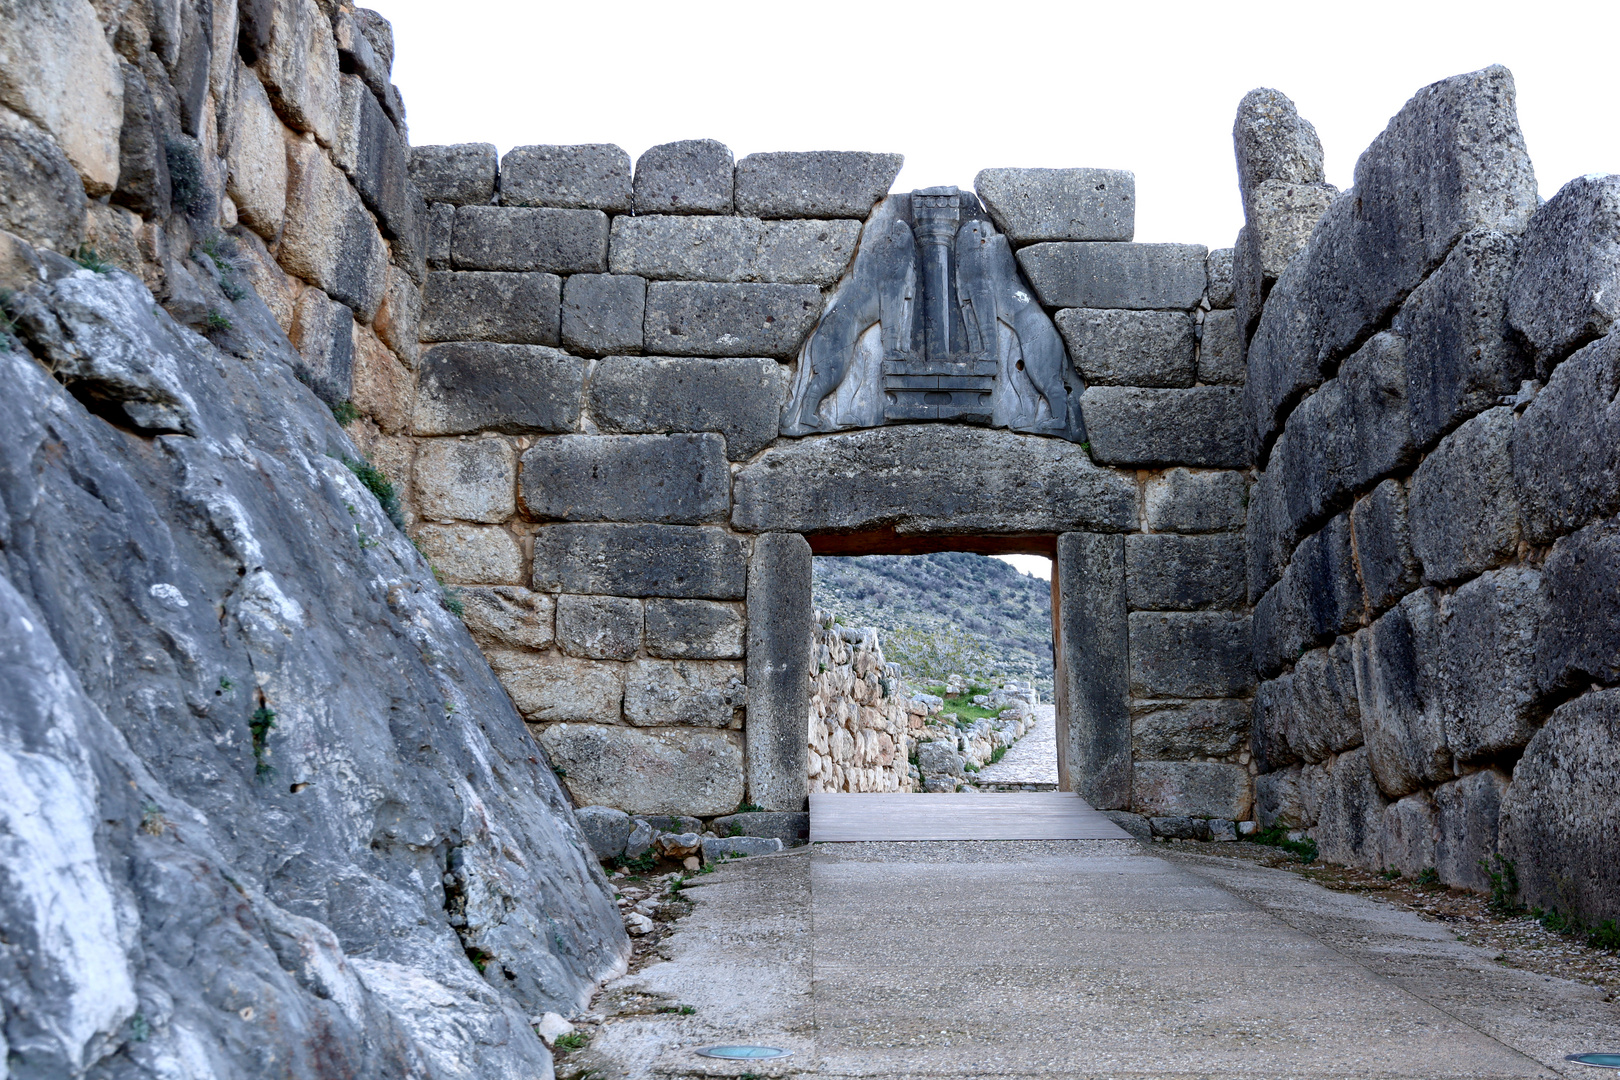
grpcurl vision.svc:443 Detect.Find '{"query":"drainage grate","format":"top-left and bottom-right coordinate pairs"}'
top-left (695, 1045), bottom-right (792, 1060)
top-left (1569, 1055), bottom-right (1620, 1069)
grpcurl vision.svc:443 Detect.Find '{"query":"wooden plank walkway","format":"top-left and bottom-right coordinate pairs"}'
top-left (809, 791), bottom-right (1131, 841)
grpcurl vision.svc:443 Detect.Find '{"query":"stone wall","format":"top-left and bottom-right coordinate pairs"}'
top-left (807, 614), bottom-right (928, 793)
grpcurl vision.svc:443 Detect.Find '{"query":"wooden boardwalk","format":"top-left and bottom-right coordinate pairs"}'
top-left (809, 790), bottom-right (1131, 842)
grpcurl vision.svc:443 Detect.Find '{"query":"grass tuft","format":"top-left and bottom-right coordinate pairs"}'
top-left (1241, 824), bottom-right (1318, 863)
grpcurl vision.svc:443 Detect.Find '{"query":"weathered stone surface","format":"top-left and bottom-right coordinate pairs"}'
top-left (734, 151), bottom-right (902, 219)
top-left (702, 835), bottom-right (783, 860)
top-left (644, 281), bottom-right (822, 359)
top-left (1125, 533), bottom-right (1245, 611)
top-left (1537, 515), bottom-right (1620, 694)
top-left (0, 227), bottom-right (43, 290)
top-left (1018, 242), bottom-right (1207, 310)
top-left (1409, 406), bottom-right (1520, 585)
top-left (490, 652), bottom-right (623, 723)
top-left (333, 9), bottom-right (393, 114)
top-left (1080, 386), bottom-right (1246, 468)
top-left (1149, 816), bottom-right (1209, 840)
top-left (1312, 747), bottom-right (1387, 867)
top-left (756, 219), bottom-right (863, 285)
top-left (633, 139), bottom-right (733, 215)
top-left (747, 532), bottom-right (813, 811)
top-left (1512, 330), bottom-right (1620, 544)
top-left (1380, 794), bottom-right (1438, 877)
top-left (1055, 534), bottom-right (1137, 812)
top-left (1143, 468), bottom-right (1247, 533)
top-left (1245, 181), bottom-right (1338, 280)
top-left (1206, 248), bottom-right (1235, 309)
top-left (539, 725), bottom-right (744, 816)
top-left (1434, 768), bottom-right (1509, 893)
top-left (0, 0), bottom-right (123, 194)
top-left (500, 143), bottom-right (631, 211)
top-left (281, 140), bottom-right (387, 319)
top-left (1278, 637), bottom-right (1361, 768)
top-left (1353, 589), bottom-right (1451, 799)
top-left (459, 586), bottom-right (554, 651)
top-left (1251, 672), bottom-right (1298, 773)
top-left (253, 0), bottom-right (340, 145)
top-left (1436, 566), bottom-right (1544, 763)
top-left (610, 214), bottom-right (860, 285)
top-left (452, 205), bottom-right (609, 274)
top-left (576, 805), bottom-right (632, 860)
top-left (1253, 514), bottom-right (1363, 678)
top-left (112, 61), bottom-right (170, 218)
top-left (1128, 611), bottom-right (1253, 698)
top-left (561, 273), bottom-right (645, 356)
top-left (1233, 224), bottom-right (1264, 344)
top-left (413, 523), bottom-right (523, 585)
top-left (645, 599), bottom-right (745, 659)
top-left (974, 168), bottom-right (1134, 244)
top-left (624, 658), bottom-right (746, 727)
top-left (1131, 698), bottom-right (1250, 760)
top-left (1352, 480), bottom-right (1421, 617)
top-left (733, 425), bottom-right (1137, 534)
top-left (409, 143), bottom-right (497, 206)
top-left (1505, 174), bottom-right (1620, 371)
top-left (426, 201), bottom-right (453, 268)
top-left (334, 74), bottom-right (418, 256)
top-left (918, 740), bottom-right (965, 780)
top-left (420, 270), bottom-right (561, 345)
top-left (519, 433), bottom-right (729, 524)
top-left (1101, 810), bottom-right (1152, 839)
top-left (413, 343), bottom-right (584, 436)
top-left (532, 524), bottom-right (748, 599)
top-left (590, 355), bottom-right (786, 461)
top-left (0, 111), bottom-right (87, 251)
top-left (1198, 308), bottom-right (1244, 385)
top-left (223, 66), bottom-right (286, 238)
top-left (1055, 309), bottom-right (1195, 388)
top-left (1500, 688), bottom-right (1620, 922)
top-left (1255, 766), bottom-right (1306, 828)
top-left (352, 322), bottom-right (414, 435)
top-left (557, 594), bottom-right (643, 661)
top-left (1233, 87), bottom-right (1326, 205)
top-left (373, 266), bottom-right (421, 367)
top-left (287, 287), bottom-right (354, 406)
top-left (1132, 762), bottom-right (1252, 819)
top-left (708, 811), bottom-right (809, 845)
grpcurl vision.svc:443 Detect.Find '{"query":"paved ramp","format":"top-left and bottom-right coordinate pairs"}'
top-left (810, 791), bottom-right (1129, 841)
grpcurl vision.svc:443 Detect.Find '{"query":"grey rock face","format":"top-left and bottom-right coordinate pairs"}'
top-left (532, 524), bottom-right (749, 599)
top-left (451, 205), bottom-right (609, 274)
top-left (1253, 513), bottom-right (1363, 678)
top-left (500, 143), bottom-right (632, 211)
top-left (334, 74), bottom-right (418, 259)
top-left (734, 151), bottom-right (902, 219)
top-left (1505, 174), bottom-right (1620, 371)
top-left (1537, 514), bottom-right (1620, 694)
top-left (519, 433), bottom-right (730, 524)
top-left (1198, 308), bottom-right (1244, 385)
top-left (1055, 533), bottom-right (1130, 809)
top-left (1380, 794), bottom-right (1439, 876)
top-left (1312, 748), bottom-right (1386, 867)
top-left (576, 805), bottom-right (633, 860)
top-left (1080, 386), bottom-right (1246, 468)
top-left (1132, 762), bottom-right (1252, 819)
top-left (609, 214), bottom-right (860, 285)
top-left (590, 355), bottom-right (786, 461)
top-left (644, 281), bottom-right (822, 359)
top-left (426, 202), bottom-right (453, 268)
top-left (1131, 698), bottom-right (1250, 760)
top-left (1102, 810), bottom-right (1153, 839)
top-left (1353, 589), bottom-right (1451, 799)
top-left (489, 651), bottom-right (623, 723)
top-left (918, 740), bottom-right (966, 780)
top-left (1128, 611), bottom-right (1254, 698)
top-left (633, 139), bottom-right (734, 215)
top-left (1125, 533), bottom-right (1245, 611)
top-left (557, 594), bottom-right (644, 660)
top-left (708, 811), bottom-right (809, 845)
top-left (561, 273), bottom-right (646, 356)
top-left (624, 658), bottom-right (746, 726)
top-left (624, 818), bottom-right (655, 858)
top-left (1143, 468), bottom-right (1247, 533)
top-left (280, 141), bottom-right (389, 319)
top-left (459, 586), bottom-right (555, 651)
top-left (1434, 768), bottom-right (1509, 892)
top-left (1409, 406), bottom-right (1521, 585)
top-left (1233, 87), bottom-right (1326, 206)
top-left (288, 287), bottom-right (355, 407)
top-left (974, 168), bottom-right (1135, 243)
top-left (732, 425), bottom-right (1137, 535)
top-left (746, 533), bottom-right (813, 810)
top-left (1055, 308), bottom-right (1195, 388)
top-left (408, 142), bottom-right (497, 205)
top-left (702, 835), bottom-right (784, 860)
top-left (645, 599), bottom-right (745, 659)
top-left (1352, 480), bottom-right (1421, 617)
top-left (538, 724), bottom-right (745, 816)
top-left (414, 342), bottom-right (584, 435)
top-left (113, 61), bottom-right (172, 218)
top-left (420, 270), bottom-right (561, 344)
top-left (1246, 181), bottom-right (1339, 280)
top-left (1512, 329), bottom-right (1620, 544)
top-left (1206, 248), bottom-right (1235, 309)
top-left (1253, 637), bottom-right (1362, 771)
top-left (1017, 242), bottom-right (1207, 309)
top-left (1255, 766), bottom-right (1306, 828)
top-left (414, 436), bottom-right (517, 524)
top-left (1150, 816), bottom-right (1210, 840)
top-left (1437, 566), bottom-right (1544, 763)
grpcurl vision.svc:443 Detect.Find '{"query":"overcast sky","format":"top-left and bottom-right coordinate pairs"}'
top-left (373, 0), bottom-right (1620, 581)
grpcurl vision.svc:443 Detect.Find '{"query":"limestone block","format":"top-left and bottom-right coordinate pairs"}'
top-left (1143, 468), bottom-right (1246, 534)
top-left (574, 805), bottom-right (631, 860)
top-left (1500, 688), bottom-right (1620, 921)
top-left (419, 270), bottom-right (561, 345)
top-left (1055, 309), bottom-right (1195, 388)
top-left (408, 143), bottom-right (496, 206)
top-left (490, 653), bottom-right (623, 723)
top-left (707, 811), bottom-right (809, 845)
top-left (1127, 611), bottom-right (1253, 698)
top-left (350, 324), bottom-right (412, 434)
top-left (112, 61), bottom-right (170, 218)
top-left (280, 139), bottom-right (387, 319)
top-left (1246, 180), bottom-right (1338, 280)
top-left (1233, 88), bottom-right (1327, 206)
top-left (0, 228), bottom-right (43, 291)
top-left (1512, 330), bottom-right (1620, 544)
top-left (1197, 308), bottom-right (1243, 386)
top-left (1079, 386), bottom-right (1246, 468)
top-left (81, 203), bottom-right (140, 277)
top-left (1253, 514), bottom-right (1362, 678)
top-left (1130, 698), bottom-right (1249, 760)
top-left (1233, 224), bottom-right (1264, 343)
top-left (1380, 794), bottom-right (1438, 877)
top-left (974, 167), bottom-right (1134, 244)
top-left (519, 433), bottom-right (729, 524)
top-left (253, 0), bottom-right (339, 146)
top-left (746, 532), bottom-right (812, 810)
top-left (560, 273), bottom-right (644, 356)
top-left (540, 723), bottom-right (744, 816)
top-left (624, 658), bottom-right (745, 727)
top-left (458, 585), bottom-right (554, 651)
top-left (1505, 174), bottom-right (1620, 371)
top-left (755, 219), bottom-right (862, 285)
top-left (372, 266), bottom-right (420, 368)
top-left (1286, 638), bottom-right (1363, 765)
top-left (224, 66), bottom-right (286, 239)
top-left (1125, 533), bottom-right (1244, 611)
top-left (413, 437), bottom-right (515, 524)
top-left (333, 9), bottom-right (392, 108)
top-left (500, 143), bottom-right (631, 211)
top-left (333, 74), bottom-right (416, 250)
top-left (1352, 589), bottom-right (1451, 799)
top-left (734, 151), bottom-right (902, 219)
top-left (1311, 747), bottom-right (1386, 868)
top-left (1017, 242), bottom-right (1207, 310)
top-left (556, 594), bottom-right (643, 661)
top-left (412, 522), bottom-right (523, 585)
top-left (609, 214), bottom-right (758, 281)
top-left (1206, 247), bottom-right (1235, 309)
top-left (532, 524), bottom-right (748, 599)
top-left (1059, 534), bottom-right (1128, 804)
top-left (643, 280), bottom-right (821, 359)
top-left (0, 109), bottom-right (87, 251)
top-left (1101, 810), bottom-right (1152, 839)
top-left (1434, 768), bottom-right (1509, 892)
top-left (0, 0), bottom-right (123, 195)
top-left (1299, 761), bottom-right (1332, 827)
top-left (413, 343), bottom-right (583, 436)
top-left (1351, 480), bottom-right (1420, 618)
top-left (1437, 566), bottom-right (1544, 763)
top-left (287, 287), bottom-right (352, 406)
top-left (702, 835), bottom-right (782, 860)
top-left (425, 202), bottom-right (452, 268)
top-left (1255, 765), bottom-right (1306, 828)
top-left (918, 740), bottom-right (965, 779)
top-left (1536, 515), bottom-right (1620, 695)
top-left (645, 599), bottom-right (744, 659)
top-left (732, 425), bottom-right (1137, 535)
top-left (1132, 762), bottom-right (1252, 819)
top-left (1251, 672), bottom-right (1298, 773)
top-left (633, 139), bottom-right (733, 215)
top-left (1149, 816), bottom-right (1208, 840)
top-left (589, 355), bottom-right (785, 460)
top-left (1409, 406), bottom-right (1520, 585)
top-left (230, 227), bottom-right (298, 332)
top-left (451, 205), bottom-right (608, 274)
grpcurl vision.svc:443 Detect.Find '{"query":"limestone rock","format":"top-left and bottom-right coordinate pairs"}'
top-left (561, 273), bottom-right (645, 356)
top-left (1434, 768), bottom-right (1509, 893)
top-left (1080, 386), bottom-right (1246, 469)
top-left (1505, 173), bottom-right (1620, 371)
top-left (746, 532), bottom-right (813, 810)
top-left (1409, 406), bottom-right (1521, 585)
top-left (452, 205), bottom-right (609, 274)
top-left (610, 214), bottom-right (860, 285)
top-left (1311, 748), bottom-right (1387, 867)
top-left (557, 594), bottom-right (643, 661)
top-left (225, 65), bottom-right (288, 239)
top-left (412, 522), bottom-right (523, 585)
top-left (734, 151), bottom-right (902, 219)
top-left (0, 108), bottom-right (87, 251)
top-left (500, 143), bottom-right (632, 211)
top-left (643, 280), bottom-right (822, 359)
top-left (1255, 766), bottom-right (1306, 829)
top-left (1233, 87), bottom-right (1326, 204)
top-left (974, 167), bottom-right (1134, 243)
top-left (1017, 242), bottom-right (1207, 310)
top-left (708, 811), bottom-right (809, 845)
top-left (409, 143), bottom-right (497, 206)
top-left (539, 724), bottom-right (745, 816)
top-left (1351, 480), bottom-right (1421, 618)
top-left (1380, 794), bottom-right (1438, 877)
top-left (253, 0), bottom-right (340, 146)
top-left (1206, 247), bottom-right (1235, 309)
top-left (918, 740), bottom-right (965, 780)
top-left (333, 74), bottom-right (420, 258)
top-left (645, 599), bottom-right (745, 659)
top-left (532, 524), bottom-right (749, 599)
top-left (1252, 514), bottom-right (1363, 678)
top-left (701, 835), bottom-right (784, 860)
top-left (1125, 533), bottom-right (1245, 611)
top-left (519, 433), bottom-right (730, 524)
top-left (1131, 699), bottom-right (1250, 760)
top-left (1055, 309), bottom-right (1196, 388)
top-left (1143, 468), bottom-right (1247, 534)
top-left (489, 651), bottom-right (623, 724)
top-left (1246, 180), bottom-right (1338, 280)
top-left (589, 355), bottom-right (787, 461)
top-left (280, 140), bottom-right (388, 319)
top-left (458, 586), bottom-right (555, 652)
top-left (624, 658), bottom-right (746, 727)
top-left (420, 270), bottom-right (561, 345)
top-left (1353, 590), bottom-right (1451, 799)
top-left (576, 805), bottom-right (632, 861)
top-left (1102, 810), bottom-right (1153, 839)
top-left (1132, 762), bottom-right (1252, 819)
top-left (633, 138), bottom-right (733, 215)
top-left (413, 342), bottom-right (584, 436)
top-left (1536, 514), bottom-right (1620, 695)
top-left (1055, 532), bottom-right (1131, 810)
top-left (287, 287), bottom-right (354, 406)
top-left (1511, 329), bottom-right (1620, 544)
top-left (1437, 566), bottom-right (1544, 763)
top-left (0, 0), bottom-right (123, 195)
top-left (1198, 308), bottom-right (1244, 386)
top-left (373, 266), bottom-right (421, 367)
top-left (1127, 611), bottom-right (1253, 698)
top-left (112, 60), bottom-right (170, 218)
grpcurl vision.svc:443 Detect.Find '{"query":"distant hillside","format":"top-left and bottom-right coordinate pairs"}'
top-left (811, 552), bottom-right (1054, 696)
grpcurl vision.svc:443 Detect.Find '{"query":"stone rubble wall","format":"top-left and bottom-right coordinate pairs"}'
top-left (807, 613), bottom-right (930, 793)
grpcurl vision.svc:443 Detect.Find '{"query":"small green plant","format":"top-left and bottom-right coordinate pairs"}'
top-left (552, 1030), bottom-right (589, 1052)
top-left (1480, 855), bottom-right (1521, 915)
top-left (553, 766), bottom-right (568, 779)
top-left (988, 743), bottom-right (1010, 765)
top-left (440, 586), bottom-right (465, 618)
top-left (129, 1012), bottom-right (151, 1043)
top-left (139, 803), bottom-right (167, 836)
top-left (656, 1004), bottom-right (696, 1015)
top-left (465, 946), bottom-right (492, 974)
top-left (166, 138), bottom-right (206, 215)
top-left (1415, 866), bottom-right (1441, 887)
top-left (1079, 440), bottom-right (1092, 454)
top-left (218, 676), bottom-right (235, 694)
top-left (249, 705), bottom-right (277, 775)
top-left (1589, 920), bottom-right (1620, 951)
top-left (355, 526), bottom-right (376, 549)
top-left (1380, 868), bottom-right (1402, 880)
top-left (342, 456), bottom-right (405, 530)
top-left (1242, 824), bottom-right (1318, 863)
top-left (330, 400), bottom-right (362, 424)
top-left (205, 309), bottom-right (233, 331)
top-left (611, 850), bottom-right (658, 874)
top-left (72, 245), bottom-right (113, 273)
top-left (726, 823), bottom-right (745, 837)
top-left (736, 801), bottom-right (764, 814)
top-left (199, 232), bottom-right (244, 298)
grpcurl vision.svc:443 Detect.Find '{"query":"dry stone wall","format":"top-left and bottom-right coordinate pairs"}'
top-left (807, 614), bottom-right (930, 794)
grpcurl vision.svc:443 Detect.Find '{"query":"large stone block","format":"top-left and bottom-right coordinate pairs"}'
top-left (489, 652), bottom-right (623, 724)
top-left (734, 151), bottom-right (902, 219)
top-left (1409, 406), bottom-right (1521, 585)
top-left (556, 594), bottom-right (642, 661)
top-left (1282, 637), bottom-right (1362, 767)
top-left (287, 287), bottom-right (353, 406)
top-left (451, 206), bottom-right (608, 274)
top-left (458, 586), bottom-right (554, 652)
top-left (0, 0), bottom-right (123, 195)
top-left (350, 324), bottom-right (412, 434)
top-left (519, 433), bottom-right (729, 524)
top-left (560, 274), bottom-right (645, 356)
top-left (334, 73), bottom-right (416, 251)
top-left (1253, 514), bottom-right (1363, 678)
top-left (1233, 87), bottom-right (1326, 205)
top-left (1512, 329), bottom-right (1620, 544)
top-left (1311, 747), bottom-right (1386, 867)
top-left (372, 266), bottom-right (421, 368)
top-left (1251, 673), bottom-right (1299, 773)
top-left (1128, 611), bottom-right (1253, 698)
top-left (1255, 765), bottom-right (1306, 829)
top-left (645, 599), bottom-right (745, 660)
top-left (574, 805), bottom-right (631, 861)
top-left (413, 436), bottom-right (515, 524)
top-left (408, 143), bottom-right (497, 206)
top-left (280, 140), bottom-right (387, 319)
top-left (1245, 180), bottom-right (1338, 280)
top-left (1055, 309), bottom-right (1195, 388)
top-left (499, 143), bottom-right (631, 211)
top-left (0, 110), bottom-right (87, 251)
top-left (1198, 308), bottom-right (1243, 386)
top-left (732, 425), bottom-right (1137, 535)
top-left (755, 219), bottom-right (863, 285)
top-left (974, 168), bottom-right (1134, 244)
top-left (1054, 534), bottom-right (1130, 808)
top-left (589, 355), bottom-right (785, 461)
top-left (413, 343), bottom-right (584, 436)
top-left (252, 0), bottom-right (340, 146)
top-left (1080, 386), bottom-right (1246, 468)
top-left (1132, 762), bottom-right (1252, 819)
top-left (633, 139), bottom-right (733, 215)
top-left (1536, 515), bottom-right (1620, 694)
top-left (1017, 242), bottom-right (1207, 310)
top-left (1437, 566), bottom-right (1545, 763)
top-left (624, 658), bottom-right (746, 727)
top-left (643, 281), bottom-right (822, 359)
top-left (1125, 533), bottom-right (1245, 611)
top-left (412, 522), bottom-right (524, 585)
top-left (532, 524), bottom-right (748, 599)
top-left (1380, 794), bottom-right (1438, 877)
top-left (1505, 174), bottom-right (1620, 371)
top-left (112, 61), bottom-right (170, 219)
top-left (1500, 688), bottom-right (1620, 922)
top-left (1352, 590), bottom-right (1451, 799)
top-left (1434, 768), bottom-right (1509, 893)
top-left (1351, 480), bottom-right (1421, 618)
top-left (707, 810), bottom-right (809, 845)
top-left (1131, 698), bottom-right (1249, 761)
top-left (1206, 248), bottom-right (1235, 309)
top-left (425, 202), bottom-right (452, 268)
top-left (538, 724), bottom-right (744, 816)
top-left (1143, 468), bottom-right (1246, 534)
top-left (420, 271), bottom-right (561, 345)
top-left (746, 533), bottom-right (812, 811)
top-left (608, 215), bottom-right (859, 286)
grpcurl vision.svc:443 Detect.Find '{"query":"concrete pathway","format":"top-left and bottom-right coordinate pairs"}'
top-left (973, 704), bottom-right (1058, 788)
